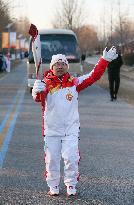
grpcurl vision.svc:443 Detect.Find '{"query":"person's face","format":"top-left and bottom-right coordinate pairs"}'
top-left (52, 61), bottom-right (68, 77)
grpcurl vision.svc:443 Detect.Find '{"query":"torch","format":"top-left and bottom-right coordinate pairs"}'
top-left (29, 24), bottom-right (45, 106)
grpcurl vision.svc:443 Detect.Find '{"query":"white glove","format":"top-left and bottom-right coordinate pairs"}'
top-left (102, 46), bottom-right (118, 62)
top-left (32, 79), bottom-right (46, 98)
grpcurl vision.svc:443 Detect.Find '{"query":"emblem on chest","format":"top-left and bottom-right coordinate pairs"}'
top-left (66, 90), bottom-right (73, 101)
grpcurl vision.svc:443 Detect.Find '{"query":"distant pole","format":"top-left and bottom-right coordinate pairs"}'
top-left (6, 23), bottom-right (14, 56)
top-left (8, 26), bottom-right (10, 55)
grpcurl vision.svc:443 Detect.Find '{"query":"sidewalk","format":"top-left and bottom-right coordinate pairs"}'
top-left (85, 55), bottom-right (134, 80)
top-left (121, 64), bottom-right (134, 80)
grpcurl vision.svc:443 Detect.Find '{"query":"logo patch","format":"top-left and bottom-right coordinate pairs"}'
top-left (66, 91), bottom-right (73, 101)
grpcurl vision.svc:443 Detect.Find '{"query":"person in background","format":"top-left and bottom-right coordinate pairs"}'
top-left (5, 53), bottom-right (11, 73)
top-left (0, 52), bottom-right (4, 72)
top-left (0, 52), bottom-right (7, 72)
top-left (32, 47), bottom-right (118, 197)
top-left (107, 48), bottom-right (123, 101)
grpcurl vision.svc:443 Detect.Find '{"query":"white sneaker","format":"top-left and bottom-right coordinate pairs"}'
top-left (48, 186), bottom-right (59, 196)
top-left (67, 186), bottom-right (76, 196)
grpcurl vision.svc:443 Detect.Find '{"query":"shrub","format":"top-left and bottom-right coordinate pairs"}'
top-left (123, 53), bottom-right (134, 66)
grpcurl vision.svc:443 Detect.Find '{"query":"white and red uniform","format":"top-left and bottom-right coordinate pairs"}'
top-left (34, 57), bottom-right (109, 188)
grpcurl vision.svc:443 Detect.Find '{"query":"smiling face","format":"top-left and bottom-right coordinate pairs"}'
top-left (52, 61), bottom-right (68, 77)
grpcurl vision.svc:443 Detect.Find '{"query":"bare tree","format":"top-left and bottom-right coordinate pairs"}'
top-left (98, 0), bottom-right (109, 49)
top-left (15, 17), bottom-right (30, 38)
top-left (52, 0), bottom-right (86, 30)
top-left (114, 0), bottom-right (129, 52)
top-left (0, 0), bottom-right (10, 32)
top-left (75, 25), bottom-right (99, 55)
top-left (117, 0), bottom-right (124, 46)
top-left (104, 0), bottom-right (132, 53)
top-left (0, 0), bottom-right (11, 50)
top-left (112, 19), bottom-right (134, 51)
top-left (109, 1), bottom-right (114, 44)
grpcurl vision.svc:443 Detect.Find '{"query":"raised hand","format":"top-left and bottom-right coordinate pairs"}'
top-left (102, 46), bottom-right (118, 62)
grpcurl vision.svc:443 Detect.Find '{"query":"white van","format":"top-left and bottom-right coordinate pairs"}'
top-left (27, 28), bottom-right (84, 92)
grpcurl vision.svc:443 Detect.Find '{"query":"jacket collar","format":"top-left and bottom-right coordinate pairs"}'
top-left (44, 70), bottom-right (71, 84)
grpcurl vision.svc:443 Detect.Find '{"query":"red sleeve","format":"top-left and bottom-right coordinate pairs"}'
top-left (76, 58), bottom-right (109, 93)
top-left (34, 93), bottom-right (41, 102)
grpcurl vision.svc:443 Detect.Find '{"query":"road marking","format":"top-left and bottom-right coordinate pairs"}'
top-left (0, 78), bottom-right (26, 138)
top-left (0, 94), bottom-right (18, 134)
top-left (0, 81), bottom-right (26, 168)
top-left (0, 95), bottom-right (20, 147)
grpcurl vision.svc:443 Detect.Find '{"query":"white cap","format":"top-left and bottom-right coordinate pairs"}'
top-left (50, 54), bottom-right (69, 69)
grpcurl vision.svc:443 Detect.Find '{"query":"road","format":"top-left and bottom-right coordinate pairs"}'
top-left (0, 61), bottom-right (134, 205)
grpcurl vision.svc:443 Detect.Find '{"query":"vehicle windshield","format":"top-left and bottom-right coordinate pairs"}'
top-left (28, 34), bottom-right (80, 63)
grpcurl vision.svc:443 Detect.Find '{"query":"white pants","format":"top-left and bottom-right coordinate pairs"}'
top-left (44, 134), bottom-right (80, 188)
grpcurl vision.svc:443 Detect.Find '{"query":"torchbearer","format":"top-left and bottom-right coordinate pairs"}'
top-left (32, 42), bottom-right (118, 196)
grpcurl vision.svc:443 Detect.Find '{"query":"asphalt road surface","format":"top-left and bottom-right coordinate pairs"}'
top-left (0, 60), bottom-right (134, 205)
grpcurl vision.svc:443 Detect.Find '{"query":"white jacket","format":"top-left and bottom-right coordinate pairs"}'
top-left (34, 57), bottom-right (109, 136)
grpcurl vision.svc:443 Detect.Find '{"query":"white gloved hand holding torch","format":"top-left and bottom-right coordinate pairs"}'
top-left (32, 80), bottom-right (46, 99)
